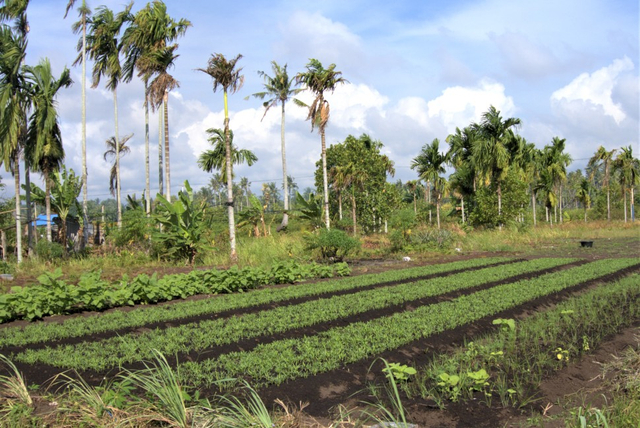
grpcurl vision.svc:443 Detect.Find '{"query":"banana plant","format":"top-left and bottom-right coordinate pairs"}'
top-left (154, 181), bottom-right (210, 265)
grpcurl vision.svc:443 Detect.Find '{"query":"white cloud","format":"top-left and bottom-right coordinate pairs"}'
top-left (551, 57), bottom-right (634, 124)
top-left (427, 79), bottom-right (516, 133)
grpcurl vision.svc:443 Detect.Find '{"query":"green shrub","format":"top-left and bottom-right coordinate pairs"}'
top-left (410, 229), bottom-right (454, 249)
top-left (304, 229), bottom-right (360, 261)
top-left (35, 240), bottom-right (65, 262)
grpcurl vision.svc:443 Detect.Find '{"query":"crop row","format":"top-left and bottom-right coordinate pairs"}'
top-left (13, 258), bottom-right (571, 370)
top-left (411, 272), bottom-right (640, 406)
top-left (173, 258), bottom-right (638, 388)
top-left (0, 261), bottom-right (351, 323)
top-left (0, 257), bottom-right (508, 348)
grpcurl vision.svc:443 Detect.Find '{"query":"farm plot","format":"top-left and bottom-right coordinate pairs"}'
top-left (3, 257), bottom-right (639, 421)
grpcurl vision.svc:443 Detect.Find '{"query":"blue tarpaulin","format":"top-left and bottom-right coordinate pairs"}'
top-left (33, 214), bottom-right (58, 226)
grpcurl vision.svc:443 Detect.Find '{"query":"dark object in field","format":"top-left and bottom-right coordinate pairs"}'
top-left (580, 240), bottom-right (594, 248)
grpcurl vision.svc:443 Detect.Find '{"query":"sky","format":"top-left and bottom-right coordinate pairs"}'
top-left (3, 0), bottom-right (639, 201)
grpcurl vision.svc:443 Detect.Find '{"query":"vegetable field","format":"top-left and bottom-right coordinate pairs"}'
top-left (1, 255), bottom-right (639, 425)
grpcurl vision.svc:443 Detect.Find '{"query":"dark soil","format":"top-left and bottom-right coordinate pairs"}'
top-left (3, 255), bottom-right (639, 427)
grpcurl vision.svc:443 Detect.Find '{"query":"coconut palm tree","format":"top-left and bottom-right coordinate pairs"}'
top-left (197, 53), bottom-right (244, 263)
top-left (0, 24), bottom-right (28, 262)
top-left (412, 138), bottom-right (449, 229)
top-left (472, 106), bottom-right (521, 219)
top-left (249, 61), bottom-right (305, 230)
top-left (23, 58), bottom-right (72, 242)
top-left (65, 0), bottom-right (91, 243)
top-left (296, 59), bottom-right (348, 230)
top-left (197, 128), bottom-right (257, 183)
top-left (85, 3), bottom-right (131, 227)
top-left (121, 1), bottom-right (190, 210)
top-left (613, 146), bottom-right (640, 222)
top-left (588, 146), bottom-right (617, 221)
top-left (103, 133), bottom-right (132, 197)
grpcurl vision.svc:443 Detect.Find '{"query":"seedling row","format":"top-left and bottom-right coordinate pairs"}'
top-left (0, 256), bottom-right (508, 348)
top-left (14, 258), bottom-right (571, 370)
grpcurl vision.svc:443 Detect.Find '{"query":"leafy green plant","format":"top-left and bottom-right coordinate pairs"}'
top-left (492, 318), bottom-right (515, 332)
top-left (304, 228), bottom-right (360, 261)
top-left (437, 372), bottom-right (462, 402)
top-left (154, 181), bottom-right (212, 265)
top-left (34, 240), bottom-right (65, 262)
top-left (382, 362), bottom-right (417, 382)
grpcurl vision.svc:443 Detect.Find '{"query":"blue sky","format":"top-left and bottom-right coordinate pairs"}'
top-left (4, 0), bottom-right (638, 201)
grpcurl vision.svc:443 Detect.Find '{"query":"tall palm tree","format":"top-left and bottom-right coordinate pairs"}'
top-left (65, 0), bottom-right (91, 244)
top-left (197, 53), bottom-right (244, 263)
top-left (103, 133), bottom-right (132, 198)
top-left (239, 176), bottom-right (250, 208)
top-left (121, 1), bottom-right (190, 210)
top-left (137, 45), bottom-right (179, 202)
top-left (0, 24), bottom-right (28, 262)
top-left (588, 146), bottom-right (616, 221)
top-left (472, 106), bottom-right (521, 219)
top-left (412, 138), bottom-right (449, 229)
top-left (543, 137), bottom-right (571, 223)
top-left (23, 58), bottom-right (72, 242)
top-left (249, 61), bottom-right (304, 230)
top-left (405, 179), bottom-right (419, 214)
top-left (575, 177), bottom-right (591, 223)
top-left (85, 3), bottom-right (131, 227)
top-left (613, 146), bottom-right (640, 222)
top-left (197, 128), bottom-right (257, 183)
top-left (296, 59), bottom-right (348, 229)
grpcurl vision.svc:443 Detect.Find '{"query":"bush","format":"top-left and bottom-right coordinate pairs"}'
top-left (410, 228), bottom-right (454, 249)
top-left (35, 240), bottom-right (65, 262)
top-left (304, 228), bottom-right (360, 261)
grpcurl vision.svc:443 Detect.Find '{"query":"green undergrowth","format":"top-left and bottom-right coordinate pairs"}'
top-left (14, 258), bottom-right (571, 371)
top-left (0, 257), bottom-right (506, 349)
top-left (175, 258), bottom-right (637, 389)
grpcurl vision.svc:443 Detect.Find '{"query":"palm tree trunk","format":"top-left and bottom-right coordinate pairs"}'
top-left (606, 186), bottom-right (611, 221)
top-left (44, 171), bottom-right (52, 242)
top-left (279, 103), bottom-right (288, 230)
top-left (164, 91), bottom-right (171, 200)
top-left (144, 82), bottom-right (151, 215)
top-left (81, 14), bottom-right (89, 246)
top-left (584, 206), bottom-right (587, 223)
top-left (631, 187), bottom-right (635, 222)
top-left (497, 182), bottom-right (502, 216)
top-left (1, 231), bottom-right (5, 262)
top-left (158, 106), bottom-right (163, 197)
top-left (321, 129), bottom-right (330, 229)
top-left (13, 151), bottom-right (22, 264)
top-left (436, 196), bottom-right (441, 229)
top-left (351, 193), bottom-right (357, 236)
top-left (413, 193), bottom-right (416, 214)
top-left (338, 192), bottom-right (342, 220)
top-left (114, 88), bottom-right (122, 228)
top-left (559, 184), bottom-right (563, 224)
top-left (24, 163), bottom-right (32, 256)
top-left (532, 189), bottom-right (537, 227)
top-left (223, 91), bottom-right (237, 263)
top-left (623, 190), bottom-right (627, 223)
top-left (461, 195), bottom-right (465, 224)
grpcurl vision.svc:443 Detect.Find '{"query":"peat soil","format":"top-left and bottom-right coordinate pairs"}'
top-left (254, 263), bottom-right (639, 426)
top-left (2, 257), bottom-right (639, 427)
